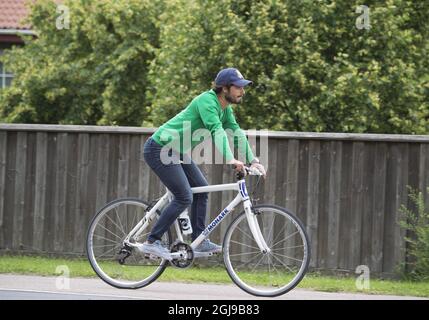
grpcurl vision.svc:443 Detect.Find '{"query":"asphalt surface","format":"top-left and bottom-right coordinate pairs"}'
top-left (0, 274), bottom-right (426, 300)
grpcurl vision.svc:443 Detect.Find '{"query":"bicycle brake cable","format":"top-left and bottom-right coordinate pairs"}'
top-left (250, 175), bottom-right (263, 206)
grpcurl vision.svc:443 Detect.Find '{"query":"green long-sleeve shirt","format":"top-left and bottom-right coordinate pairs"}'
top-left (152, 89), bottom-right (255, 163)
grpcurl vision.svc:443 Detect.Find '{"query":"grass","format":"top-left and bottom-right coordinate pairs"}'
top-left (0, 254), bottom-right (428, 297)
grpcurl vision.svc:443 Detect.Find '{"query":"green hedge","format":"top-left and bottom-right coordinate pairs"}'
top-left (1, 0), bottom-right (428, 133)
top-left (0, 0), bottom-right (162, 125)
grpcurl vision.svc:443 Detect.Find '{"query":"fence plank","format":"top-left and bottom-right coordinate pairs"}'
top-left (261, 138), bottom-right (278, 258)
top-left (419, 144), bottom-right (429, 211)
top-left (208, 164), bottom-right (223, 241)
top-left (218, 163), bottom-right (234, 245)
top-left (265, 138), bottom-right (278, 206)
top-left (0, 132), bottom-right (6, 248)
top-left (22, 133), bottom-right (36, 250)
top-left (33, 133), bottom-right (47, 252)
top-left (64, 134), bottom-right (78, 254)
top-left (85, 134), bottom-right (99, 248)
top-left (95, 134), bottom-right (109, 213)
top-left (54, 133), bottom-right (67, 252)
top-left (275, 139), bottom-right (288, 208)
top-left (395, 144), bottom-right (409, 273)
top-left (317, 141), bottom-right (331, 269)
top-left (361, 142), bottom-right (375, 268)
top-left (285, 140), bottom-right (299, 214)
top-left (12, 132), bottom-right (27, 250)
top-left (307, 140), bottom-right (320, 268)
top-left (297, 140), bottom-right (309, 227)
top-left (74, 133), bottom-right (89, 254)
top-left (43, 134), bottom-right (58, 253)
top-left (338, 142), bottom-right (353, 270)
top-left (327, 141), bottom-right (342, 270)
top-left (139, 136), bottom-right (151, 201)
top-left (383, 143), bottom-right (409, 273)
top-left (371, 142), bottom-right (387, 273)
top-left (128, 135), bottom-right (140, 198)
top-left (350, 142), bottom-right (365, 270)
top-left (118, 135), bottom-right (130, 198)
top-left (107, 135), bottom-right (119, 202)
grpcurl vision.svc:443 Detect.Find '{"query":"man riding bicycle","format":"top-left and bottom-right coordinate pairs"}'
top-left (142, 67), bottom-right (266, 260)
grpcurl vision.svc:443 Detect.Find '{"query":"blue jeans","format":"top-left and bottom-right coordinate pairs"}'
top-left (143, 137), bottom-right (209, 242)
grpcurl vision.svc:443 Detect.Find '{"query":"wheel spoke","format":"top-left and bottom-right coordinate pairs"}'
top-left (270, 251), bottom-right (304, 263)
top-left (270, 223), bottom-right (288, 247)
top-left (269, 252), bottom-right (296, 273)
top-left (94, 243), bottom-right (121, 259)
top-left (224, 207), bottom-right (310, 296)
top-left (228, 250), bottom-right (261, 257)
top-left (264, 215), bottom-right (276, 246)
top-left (234, 251), bottom-right (265, 270)
top-left (96, 223), bottom-right (123, 241)
top-left (87, 200), bottom-right (170, 289)
top-left (93, 233), bottom-right (120, 244)
top-left (104, 212), bottom-right (127, 237)
top-left (236, 225), bottom-right (257, 243)
top-left (92, 243), bottom-right (117, 249)
top-left (271, 244), bottom-right (304, 251)
top-left (250, 253), bottom-right (267, 273)
top-left (229, 239), bottom-right (260, 251)
top-left (272, 230), bottom-right (300, 248)
top-left (114, 207), bottom-right (127, 236)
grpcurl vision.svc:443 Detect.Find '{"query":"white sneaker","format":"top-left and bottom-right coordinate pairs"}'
top-left (195, 239), bottom-right (222, 253)
top-left (141, 240), bottom-right (172, 260)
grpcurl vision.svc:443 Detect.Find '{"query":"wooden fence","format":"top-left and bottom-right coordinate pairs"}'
top-left (1, 124), bottom-right (428, 276)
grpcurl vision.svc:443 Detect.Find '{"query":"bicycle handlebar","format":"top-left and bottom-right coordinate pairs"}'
top-left (244, 165), bottom-right (264, 176)
top-left (231, 164), bottom-right (264, 177)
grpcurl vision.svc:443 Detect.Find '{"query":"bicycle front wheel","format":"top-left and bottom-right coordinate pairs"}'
top-left (223, 205), bottom-right (310, 297)
top-left (86, 198), bottom-right (171, 289)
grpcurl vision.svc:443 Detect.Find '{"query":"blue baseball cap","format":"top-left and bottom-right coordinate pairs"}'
top-left (214, 68), bottom-right (253, 87)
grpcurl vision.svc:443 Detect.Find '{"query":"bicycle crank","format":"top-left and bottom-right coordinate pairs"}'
top-left (170, 241), bottom-right (194, 269)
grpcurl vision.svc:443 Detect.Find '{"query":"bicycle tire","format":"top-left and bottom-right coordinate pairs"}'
top-left (86, 198), bottom-right (171, 289)
top-left (223, 204), bottom-right (310, 297)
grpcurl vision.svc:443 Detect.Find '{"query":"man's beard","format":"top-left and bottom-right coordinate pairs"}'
top-left (225, 92), bottom-right (243, 104)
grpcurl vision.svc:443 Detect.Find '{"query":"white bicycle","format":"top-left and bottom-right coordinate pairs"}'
top-left (86, 166), bottom-right (310, 297)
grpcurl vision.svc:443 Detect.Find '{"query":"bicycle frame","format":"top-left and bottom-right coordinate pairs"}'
top-left (124, 178), bottom-right (270, 255)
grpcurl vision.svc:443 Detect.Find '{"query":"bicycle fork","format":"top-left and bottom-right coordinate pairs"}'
top-left (239, 180), bottom-right (271, 254)
top-left (243, 199), bottom-right (271, 254)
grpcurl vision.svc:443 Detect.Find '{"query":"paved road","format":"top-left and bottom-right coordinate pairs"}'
top-left (0, 274), bottom-right (426, 300)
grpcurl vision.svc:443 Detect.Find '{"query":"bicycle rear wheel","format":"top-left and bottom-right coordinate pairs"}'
top-left (223, 205), bottom-right (310, 297)
top-left (86, 198), bottom-right (171, 289)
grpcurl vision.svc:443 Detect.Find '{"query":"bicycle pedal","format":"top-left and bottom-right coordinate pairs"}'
top-left (194, 251), bottom-right (216, 258)
top-left (144, 253), bottom-right (161, 260)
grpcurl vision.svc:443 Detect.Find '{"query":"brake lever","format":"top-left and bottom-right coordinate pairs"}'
top-left (233, 165), bottom-right (248, 180)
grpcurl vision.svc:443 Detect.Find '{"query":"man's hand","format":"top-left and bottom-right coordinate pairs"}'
top-left (228, 159), bottom-right (245, 173)
top-left (250, 162), bottom-right (266, 178)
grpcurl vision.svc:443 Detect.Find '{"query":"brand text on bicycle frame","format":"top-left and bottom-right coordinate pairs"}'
top-left (202, 208), bottom-right (230, 237)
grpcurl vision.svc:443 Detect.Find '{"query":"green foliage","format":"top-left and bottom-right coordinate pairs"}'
top-left (0, 0), bottom-right (162, 125)
top-left (148, 0), bottom-right (429, 133)
top-left (399, 186), bottom-right (429, 281)
top-left (0, 0), bottom-right (428, 133)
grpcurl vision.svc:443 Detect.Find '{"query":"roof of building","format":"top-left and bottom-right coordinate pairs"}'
top-left (0, 0), bottom-right (32, 31)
